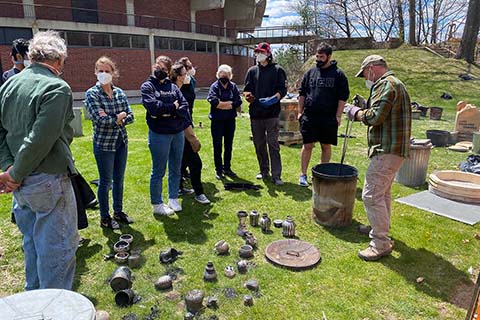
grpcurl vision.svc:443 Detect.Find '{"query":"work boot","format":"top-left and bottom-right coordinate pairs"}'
top-left (358, 244), bottom-right (393, 261)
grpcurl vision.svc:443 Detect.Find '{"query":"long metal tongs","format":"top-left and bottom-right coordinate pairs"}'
top-left (338, 118), bottom-right (355, 176)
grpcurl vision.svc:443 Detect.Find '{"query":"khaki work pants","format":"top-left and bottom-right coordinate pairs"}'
top-left (362, 153), bottom-right (405, 250)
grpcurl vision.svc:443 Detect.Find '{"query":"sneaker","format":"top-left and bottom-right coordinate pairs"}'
top-left (179, 188), bottom-right (194, 196)
top-left (272, 177), bottom-right (284, 186)
top-left (100, 216), bottom-right (120, 230)
top-left (114, 211), bottom-right (134, 224)
top-left (256, 172), bottom-right (268, 179)
top-left (215, 171), bottom-right (224, 180)
top-left (168, 198), bottom-right (182, 212)
top-left (153, 203), bottom-right (174, 216)
top-left (358, 245), bottom-right (393, 261)
top-left (223, 169), bottom-right (238, 178)
top-left (195, 194), bottom-right (211, 204)
top-left (299, 174), bottom-right (308, 187)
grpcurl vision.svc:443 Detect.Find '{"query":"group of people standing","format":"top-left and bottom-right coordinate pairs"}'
top-left (0, 30), bottom-right (411, 292)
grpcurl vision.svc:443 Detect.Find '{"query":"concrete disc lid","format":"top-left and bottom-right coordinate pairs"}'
top-left (0, 289), bottom-right (95, 320)
top-left (265, 239), bottom-right (321, 270)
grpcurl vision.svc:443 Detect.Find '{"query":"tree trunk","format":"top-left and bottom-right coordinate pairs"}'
top-left (430, 0), bottom-right (440, 43)
top-left (456, 0), bottom-right (480, 63)
top-left (342, 0), bottom-right (352, 37)
top-left (408, 0), bottom-right (416, 45)
top-left (397, 0), bottom-right (405, 43)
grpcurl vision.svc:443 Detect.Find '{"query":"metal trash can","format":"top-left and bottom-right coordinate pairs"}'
top-left (71, 107), bottom-right (83, 137)
top-left (395, 139), bottom-right (433, 187)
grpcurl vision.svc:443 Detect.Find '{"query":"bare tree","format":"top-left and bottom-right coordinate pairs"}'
top-left (397, 0), bottom-right (405, 42)
top-left (409, 0), bottom-right (416, 45)
top-left (456, 0), bottom-right (480, 63)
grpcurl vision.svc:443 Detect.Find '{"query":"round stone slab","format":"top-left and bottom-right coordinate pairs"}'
top-left (265, 239), bottom-right (321, 270)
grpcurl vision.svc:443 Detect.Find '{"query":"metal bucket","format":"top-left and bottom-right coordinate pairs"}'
top-left (311, 163), bottom-right (358, 227)
top-left (395, 140), bottom-right (433, 187)
top-left (429, 107), bottom-right (443, 120)
top-left (426, 129), bottom-right (449, 147)
top-left (110, 266), bottom-right (132, 292)
top-left (473, 132), bottom-right (480, 154)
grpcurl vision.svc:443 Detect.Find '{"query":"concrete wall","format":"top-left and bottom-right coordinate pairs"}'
top-left (309, 37), bottom-right (374, 54)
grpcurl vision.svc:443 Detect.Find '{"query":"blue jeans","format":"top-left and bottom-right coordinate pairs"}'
top-left (148, 130), bottom-right (184, 204)
top-left (13, 172), bottom-right (78, 291)
top-left (94, 141), bottom-right (128, 219)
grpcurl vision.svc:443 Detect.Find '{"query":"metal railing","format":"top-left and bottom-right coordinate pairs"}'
top-left (0, 1), bottom-right (236, 38)
top-left (236, 25), bottom-right (316, 40)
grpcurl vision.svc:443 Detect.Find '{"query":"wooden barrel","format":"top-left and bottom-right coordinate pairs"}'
top-left (311, 163), bottom-right (358, 227)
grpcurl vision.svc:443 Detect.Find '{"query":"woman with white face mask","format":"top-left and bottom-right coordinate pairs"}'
top-left (85, 56), bottom-right (135, 230)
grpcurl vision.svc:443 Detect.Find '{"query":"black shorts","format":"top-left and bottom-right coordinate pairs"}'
top-left (300, 117), bottom-right (338, 145)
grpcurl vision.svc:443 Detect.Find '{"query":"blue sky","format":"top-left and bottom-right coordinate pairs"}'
top-left (262, 0), bottom-right (299, 28)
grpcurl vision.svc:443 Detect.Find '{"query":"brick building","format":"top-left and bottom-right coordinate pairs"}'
top-left (0, 0), bottom-right (266, 98)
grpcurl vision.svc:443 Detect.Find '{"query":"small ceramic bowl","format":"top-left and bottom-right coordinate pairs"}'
top-left (239, 245), bottom-right (254, 259)
top-left (113, 240), bottom-right (130, 253)
top-left (114, 252), bottom-right (129, 264)
top-left (119, 234), bottom-right (133, 244)
top-left (273, 219), bottom-right (283, 228)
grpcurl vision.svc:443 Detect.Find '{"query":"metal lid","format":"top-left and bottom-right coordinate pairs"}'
top-left (265, 239), bottom-right (321, 270)
top-left (0, 289), bottom-right (95, 320)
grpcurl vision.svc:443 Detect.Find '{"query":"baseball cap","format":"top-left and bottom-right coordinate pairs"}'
top-left (355, 55), bottom-right (386, 77)
top-left (254, 42), bottom-right (271, 55)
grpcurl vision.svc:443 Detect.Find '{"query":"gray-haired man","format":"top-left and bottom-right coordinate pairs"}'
top-left (0, 30), bottom-right (78, 290)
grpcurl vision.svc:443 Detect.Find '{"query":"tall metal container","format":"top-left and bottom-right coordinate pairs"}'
top-left (395, 139), bottom-right (433, 187)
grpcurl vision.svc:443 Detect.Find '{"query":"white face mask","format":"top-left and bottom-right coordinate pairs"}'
top-left (183, 75), bottom-right (191, 84)
top-left (23, 59), bottom-right (31, 67)
top-left (365, 68), bottom-right (374, 90)
top-left (187, 67), bottom-right (196, 77)
top-left (97, 72), bottom-right (112, 85)
top-left (256, 53), bottom-right (268, 63)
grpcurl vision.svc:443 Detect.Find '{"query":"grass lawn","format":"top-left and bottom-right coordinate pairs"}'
top-left (1, 47), bottom-right (480, 319)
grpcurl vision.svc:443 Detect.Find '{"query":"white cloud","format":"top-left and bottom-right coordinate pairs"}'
top-left (262, 0), bottom-right (300, 27)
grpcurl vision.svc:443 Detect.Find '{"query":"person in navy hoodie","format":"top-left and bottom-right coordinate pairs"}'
top-left (141, 56), bottom-right (200, 216)
top-left (207, 64), bottom-right (242, 180)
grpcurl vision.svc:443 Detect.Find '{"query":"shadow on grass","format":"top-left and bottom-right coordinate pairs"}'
top-left (73, 238), bottom-right (102, 291)
top-left (219, 175), bottom-right (262, 198)
top-left (265, 180), bottom-right (311, 201)
top-left (154, 183), bottom-right (220, 244)
top-left (381, 238), bottom-right (474, 310)
top-left (321, 218), bottom-right (367, 244)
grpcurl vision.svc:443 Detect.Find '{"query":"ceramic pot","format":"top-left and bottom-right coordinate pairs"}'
top-left (259, 213), bottom-right (271, 233)
top-left (203, 261), bottom-right (217, 281)
top-left (114, 252), bottom-right (129, 264)
top-left (119, 234), bottom-right (133, 244)
top-left (127, 253), bottom-right (141, 268)
top-left (224, 265), bottom-right (236, 278)
top-left (237, 260), bottom-right (248, 273)
top-left (113, 240), bottom-right (130, 253)
top-left (114, 288), bottom-right (135, 307)
top-left (154, 275), bottom-right (172, 290)
top-left (249, 210), bottom-right (259, 227)
top-left (243, 295), bottom-right (254, 306)
top-left (109, 266), bottom-right (132, 292)
top-left (206, 296), bottom-right (218, 309)
top-left (214, 240), bottom-right (229, 255)
top-left (273, 219), bottom-right (283, 228)
top-left (185, 289), bottom-right (204, 313)
top-left (282, 216), bottom-right (296, 238)
top-left (239, 245), bottom-right (254, 259)
top-left (244, 232), bottom-right (257, 247)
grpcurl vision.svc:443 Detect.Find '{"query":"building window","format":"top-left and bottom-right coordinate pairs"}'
top-left (170, 38), bottom-right (183, 51)
top-left (206, 42), bottom-right (215, 53)
top-left (131, 35), bottom-right (148, 48)
top-left (195, 41), bottom-right (206, 52)
top-left (154, 37), bottom-right (169, 50)
top-left (184, 39), bottom-right (195, 51)
top-left (220, 44), bottom-right (232, 55)
top-left (112, 34), bottom-right (130, 48)
top-left (90, 33), bottom-right (111, 47)
top-left (0, 27), bottom-right (33, 45)
top-left (72, 0), bottom-right (98, 23)
top-left (67, 31), bottom-right (89, 46)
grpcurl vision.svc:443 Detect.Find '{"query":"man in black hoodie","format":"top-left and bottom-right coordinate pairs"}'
top-left (244, 42), bottom-right (287, 185)
top-left (297, 43), bottom-right (350, 187)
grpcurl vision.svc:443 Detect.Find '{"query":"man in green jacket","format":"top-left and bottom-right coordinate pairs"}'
top-left (0, 30), bottom-right (78, 290)
top-left (346, 55), bottom-right (411, 261)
